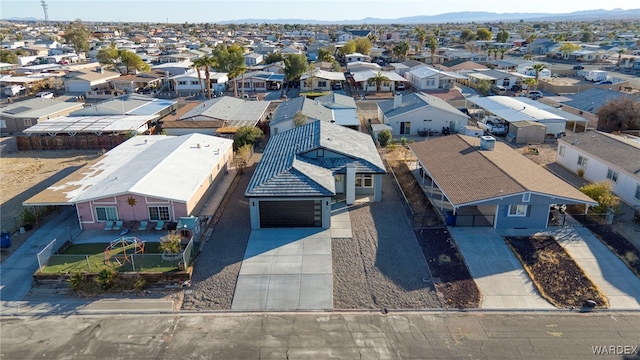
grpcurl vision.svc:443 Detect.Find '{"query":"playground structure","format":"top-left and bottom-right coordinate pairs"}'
top-left (104, 237), bottom-right (145, 266)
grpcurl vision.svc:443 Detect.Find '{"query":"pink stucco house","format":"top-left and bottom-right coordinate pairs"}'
top-left (24, 134), bottom-right (234, 230)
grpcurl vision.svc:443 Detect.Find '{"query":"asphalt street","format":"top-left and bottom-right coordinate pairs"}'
top-left (1, 312), bottom-right (639, 359)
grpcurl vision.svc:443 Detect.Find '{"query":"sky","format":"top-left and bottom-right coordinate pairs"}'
top-left (0, 0), bottom-right (636, 23)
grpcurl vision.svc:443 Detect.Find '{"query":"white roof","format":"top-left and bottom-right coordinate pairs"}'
top-left (351, 69), bottom-right (406, 82)
top-left (49, 134), bottom-right (233, 204)
top-left (468, 96), bottom-right (582, 123)
top-left (23, 115), bottom-right (155, 135)
top-left (408, 66), bottom-right (467, 80)
top-left (300, 69), bottom-right (345, 81)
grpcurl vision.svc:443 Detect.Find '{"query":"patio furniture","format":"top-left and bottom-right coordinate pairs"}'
top-left (113, 220), bottom-right (124, 231)
top-left (103, 221), bottom-right (114, 231)
top-left (154, 220), bottom-right (165, 231)
top-left (138, 220), bottom-right (148, 231)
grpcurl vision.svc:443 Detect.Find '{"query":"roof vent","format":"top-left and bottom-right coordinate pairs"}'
top-left (480, 136), bottom-right (495, 151)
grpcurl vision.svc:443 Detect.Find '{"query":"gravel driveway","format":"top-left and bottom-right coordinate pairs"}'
top-left (181, 160), bottom-right (257, 310)
top-left (332, 172), bottom-right (441, 309)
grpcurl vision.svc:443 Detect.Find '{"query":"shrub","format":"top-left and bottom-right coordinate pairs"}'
top-left (400, 137), bottom-right (408, 146)
top-left (159, 231), bottom-right (182, 254)
top-left (96, 268), bottom-right (118, 290)
top-left (577, 168), bottom-right (585, 178)
top-left (579, 181), bottom-right (620, 214)
top-left (378, 129), bottom-right (392, 147)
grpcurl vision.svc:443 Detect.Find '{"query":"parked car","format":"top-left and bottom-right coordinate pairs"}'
top-left (332, 82), bottom-right (343, 90)
top-left (35, 91), bottom-right (54, 99)
top-left (527, 90), bottom-right (543, 100)
top-left (396, 82), bottom-right (406, 90)
top-left (491, 85), bottom-right (507, 95)
top-left (510, 84), bottom-right (522, 92)
top-left (573, 65), bottom-right (584, 70)
top-left (595, 80), bottom-right (613, 85)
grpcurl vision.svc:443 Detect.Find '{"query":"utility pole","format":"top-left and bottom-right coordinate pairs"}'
top-left (40, 0), bottom-right (49, 22)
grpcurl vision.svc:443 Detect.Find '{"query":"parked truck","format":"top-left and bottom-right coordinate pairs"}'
top-left (3, 85), bottom-right (25, 97)
top-left (585, 70), bottom-right (607, 82)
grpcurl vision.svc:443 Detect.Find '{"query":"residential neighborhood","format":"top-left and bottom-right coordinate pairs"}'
top-left (1, 6), bottom-right (640, 359)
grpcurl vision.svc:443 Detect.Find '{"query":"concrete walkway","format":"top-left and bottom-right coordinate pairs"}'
top-left (505, 227), bottom-right (640, 310)
top-left (449, 227), bottom-right (554, 310)
top-left (0, 208), bottom-right (81, 302)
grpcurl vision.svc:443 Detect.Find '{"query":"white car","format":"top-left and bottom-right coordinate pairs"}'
top-left (36, 91), bottom-right (54, 99)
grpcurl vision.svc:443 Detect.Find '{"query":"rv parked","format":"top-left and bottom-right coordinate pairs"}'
top-left (585, 70), bottom-right (607, 82)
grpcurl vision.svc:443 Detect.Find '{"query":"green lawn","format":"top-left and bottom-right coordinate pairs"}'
top-left (39, 242), bottom-right (180, 274)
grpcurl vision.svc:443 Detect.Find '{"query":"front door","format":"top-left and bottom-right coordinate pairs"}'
top-left (335, 174), bottom-right (344, 194)
top-left (400, 121), bottom-right (411, 135)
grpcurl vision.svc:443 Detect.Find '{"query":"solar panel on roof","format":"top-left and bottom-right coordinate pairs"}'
top-left (4, 106), bottom-right (31, 115)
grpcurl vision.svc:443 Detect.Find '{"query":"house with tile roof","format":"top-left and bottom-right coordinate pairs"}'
top-left (377, 93), bottom-right (469, 136)
top-left (246, 121), bottom-right (385, 229)
top-left (557, 131), bottom-right (640, 207)
top-left (409, 135), bottom-right (597, 229)
top-left (24, 134), bottom-right (234, 230)
top-left (269, 96), bottom-right (334, 135)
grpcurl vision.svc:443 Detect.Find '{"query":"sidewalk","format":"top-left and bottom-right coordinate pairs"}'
top-left (0, 207), bottom-right (81, 302)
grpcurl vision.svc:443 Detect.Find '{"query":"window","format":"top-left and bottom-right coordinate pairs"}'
top-left (400, 121), bottom-right (411, 135)
top-left (508, 204), bottom-right (528, 217)
top-left (355, 174), bottom-right (373, 188)
top-left (23, 119), bottom-right (33, 127)
top-left (522, 193), bottom-right (531, 202)
top-left (178, 80), bottom-right (187, 85)
top-left (577, 156), bottom-right (588, 168)
top-left (606, 169), bottom-right (618, 183)
top-left (317, 81), bottom-right (327, 87)
top-left (558, 145), bottom-right (565, 157)
top-left (148, 206), bottom-right (170, 221)
top-left (426, 79), bottom-right (436, 86)
top-left (191, 80), bottom-right (199, 85)
top-left (95, 206), bottom-right (118, 222)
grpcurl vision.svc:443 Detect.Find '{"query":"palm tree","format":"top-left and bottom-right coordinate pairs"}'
top-left (523, 53), bottom-right (533, 60)
top-left (191, 57), bottom-right (207, 100)
top-left (427, 36), bottom-right (439, 65)
top-left (367, 71), bottom-right (390, 92)
top-left (499, 48), bottom-right (507, 60)
top-left (393, 41), bottom-right (410, 62)
top-left (617, 49), bottom-right (626, 67)
top-left (531, 63), bottom-right (547, 86)
top-left (414, 27), bottom-right (427, 52)
top-left (521, 78), bottom-right (536, 97)
top-left (201, 55), bottom-right (217, 99)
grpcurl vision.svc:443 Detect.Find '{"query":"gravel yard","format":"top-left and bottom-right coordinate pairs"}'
top-left (332, 172), bottom-right (441, 310)
top-left (181, 158), bottom-right (258, 310)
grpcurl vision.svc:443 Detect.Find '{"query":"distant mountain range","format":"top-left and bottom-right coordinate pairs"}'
top-left (224, 8), bottom-right (640, 25)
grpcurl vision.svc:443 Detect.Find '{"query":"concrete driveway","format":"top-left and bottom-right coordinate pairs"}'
top-left (449, 227), bottom-right (554, 310)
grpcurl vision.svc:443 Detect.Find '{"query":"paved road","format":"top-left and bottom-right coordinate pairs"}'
top-left (1, 312), bottom-right (638, 359)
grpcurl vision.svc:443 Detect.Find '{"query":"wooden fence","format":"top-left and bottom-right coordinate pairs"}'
top-left (16, 134), bottom-right (128, 151)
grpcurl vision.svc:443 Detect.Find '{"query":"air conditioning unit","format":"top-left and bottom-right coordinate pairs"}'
top-left (480, 136), bottom-right (496, 151)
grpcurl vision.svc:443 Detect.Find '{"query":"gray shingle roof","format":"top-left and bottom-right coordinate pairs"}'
top-left (560, 131), bottom-right (640, 177)
top-left (179, 96), bottom-right (269, 126)
top-left (246, 121), bottom-right (385, 197)
top-left (269, 96), bottom-right (334, 125)
top-left (378, 93), bottom-right (467, 119)
top-left (563, 88), bottom-right (637, 113)
top-left (314, 93), bottom-right (356, 109)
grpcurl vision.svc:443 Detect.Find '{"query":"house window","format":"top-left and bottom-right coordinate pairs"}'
top-left (95, 206), bottom-right (118, 222)
top-left (522, 193), bottom-right (531, 202)
top-left (148, 206), bottom-right (170, 221)
top-left (426, 79), bottom-right (436, 86)
top-left (558, 145), bottom-right (565, 157)
top-left (577, 156), bottom-right (588, 168)
top-left (508, 204), bottom-right (528, 217)
top-left (355, 174), bottom-right (373, 188)
top-left (191, 81), bottom-right (199, 85)
top-left (23, 119), bottom-right (33, 127)
top-left (178, 80), bottom-right (187, 85)
top-left (606, 169), bottom-right (618, 183)
top-left (317, 149), bottom-right (324, 157)
top-left (317, 81), bottom-right (327, 87)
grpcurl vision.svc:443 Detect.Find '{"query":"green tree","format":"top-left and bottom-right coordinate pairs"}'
top-left (317, 48), bottom-right (333, 62)
top-left (499, 48), bottom-right (507, 59)
top-left (264, 53), bottom-right (283, 64)
top-left (558, 43), bottom-right (580, 57)
top-left (293, 111), bottom-right (306, 127)
top-left (579, 181), bottom-right (619, 214)
top-left (284, 54), bottom-right (308, 85)
top-left (338, 40), bottom-right (356, 56)
top-left (0, 49), bottom-right (18, 64)
top-left (367, 71), bottom-right (390, 92)
top-left (354, 37), bottom-right (372, 55)
top-left (191, 57), bottom-right (208, 99)
top-left (62, 19), bottom-right (90, 55)
top-left (596, 97), bottom-right (640, 132)
top-left (531, 63), bottom-right (547, 87)
top-left (617, 49), bottom-right (626, 66)
top-left (211, 44), bottom-right (245, 98)
top-left (377, 129), bottom-right (392, 147)
top-left (521, 77), bottom-right (536, 97)
top-left (427, 36), bottom-right (439, 65)
top-left (581, 31), bottom-right (594, 43)
top-left (477, 79), bottom-right (491, 95)
top-left (234, 144), bottom-right (253, 175)
top-left (96, 43), bottom-right (120, 68)
top-left (393, 41), bottom-right (410, 62)
top-left (459, 29), bottom-right (476, 43)
top-left (496, 29), bottom-right (510, 43)
top-left (119, 50), bottom-right (150, 74)
top-left (476, 28), bottom-right (492, 41)
top-left (330, 60), bottom-right (342, 72)
top-left (414, 27), bottom-right (427, 51)
top-left (233, 126), bottom-right (264, 150)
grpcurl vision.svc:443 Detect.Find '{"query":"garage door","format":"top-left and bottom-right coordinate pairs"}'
top-left (259, 200), bottom-right (322, 228)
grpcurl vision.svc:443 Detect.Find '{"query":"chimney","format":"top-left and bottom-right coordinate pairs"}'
top-left (393, 92), bottom-right (402, 109)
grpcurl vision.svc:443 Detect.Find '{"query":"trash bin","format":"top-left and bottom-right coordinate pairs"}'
top-left (445, 212), bottom-right (457, 226)
top-left (0, 232), bottom-right (11, 249)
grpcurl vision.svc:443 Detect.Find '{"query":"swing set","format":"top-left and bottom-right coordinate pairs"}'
top-left (104, 237), bottom-right (146, 266)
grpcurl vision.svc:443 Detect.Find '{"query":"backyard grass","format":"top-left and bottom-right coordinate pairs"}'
top-left (39, 242), bottom-right (181, 274)
top-left (505, 235), bottom-right (609, 309)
